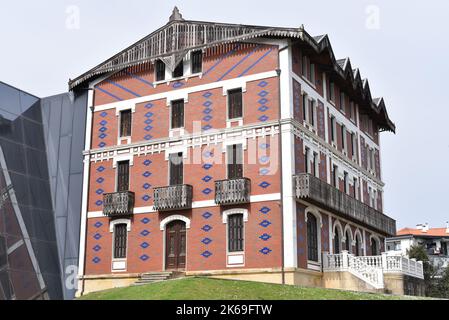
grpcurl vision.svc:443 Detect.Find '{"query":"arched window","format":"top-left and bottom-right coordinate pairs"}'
top-left (371, 237), bottom-right (379, 256)
top-left (355, 232), bottom-right (363, 256)
top-left (307, 213), bottom-right (319, 262)
top-left (334, 230), bottom-right (341, 254)
top-left (345, 230), bottom-right (352, 253)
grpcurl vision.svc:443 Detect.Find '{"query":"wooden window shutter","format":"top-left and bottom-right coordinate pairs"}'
top-left (117, 161), bottom-right (130, 192)
top-left (169, 153), bottom-right (183, 185)
top-left (228, 89), bottom-right (242, 119)
top-left (156, 60), bottom-right (166, 81)
top-left (114, 224), bottom-right (127, 259)
top-left (171, 100), bottom-right (184, 129)
top-left (227, 144), bottom-right (243, 179)
top-left (120, 110), bottom-right (132, 137)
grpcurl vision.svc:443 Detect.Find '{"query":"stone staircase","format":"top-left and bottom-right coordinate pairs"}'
top-left (133, 271), bottom-right (184, 286)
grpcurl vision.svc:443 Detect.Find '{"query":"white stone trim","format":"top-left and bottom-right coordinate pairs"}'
top-left (109, 219), bottom-right (132, 233)
top-left (304, 206), bottom-right (322, 264)
top-left (222, 208), bottom-right (249, 224)
top-left (160, 215), bottom-right (191, 231)
top-left (112, 153), bottom-right (134, 168)
top-left (343, 224), bottom-right (353, 244)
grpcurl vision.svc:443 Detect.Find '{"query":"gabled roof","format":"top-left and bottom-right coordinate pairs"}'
top-left (68, 7), bottom-right (395, 132)
top-left (397, 228), bottom-right (449, 238)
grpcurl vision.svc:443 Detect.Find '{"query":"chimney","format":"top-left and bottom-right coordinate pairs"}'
top-left (446, 221), bottom-right (449, 234)
top-left (416, 224), bottom-right (424, 230)
top-left (423, 223), bottom-right (429, 233)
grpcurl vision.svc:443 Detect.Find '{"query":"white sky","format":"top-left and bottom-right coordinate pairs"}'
top-left (1, 0), bottom-right (448, 229)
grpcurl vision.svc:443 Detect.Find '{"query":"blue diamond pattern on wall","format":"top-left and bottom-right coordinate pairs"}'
top-left (142, 194), bottom-right (151, 202)
top-left (259, 207), bottom-right (271, 214)
top-left (258, 90), bottom-right (269, 97)
top-left (202, 125), bottom-right (212, 131)
top-left (144, 118), bottom-right (154, 125)
top-left (259, 234), bottom-right (272, 241)
top-left (260, 156), bottom-right (270, 163)
top-left (96, 177), bottom-right (104, 184)
top-left (204, 151), bottom-right (214, 158)
top-left (259, 168), bottom-right (270, 176)
top-left (173, 82), bottom-right (184, 89)
top-left (141, 217), bottom-right (151, 224)
top-left (93, 245), bottom-right (102, 252)
top-left (144, 134), bottom-right (153, 141)
top-left (201, 251), bottom-right (212, 258)
top-left (203, 92), bottom-right (212, 98)
top-left (99, 127), bottom-right (108, 133)
top-left (203, 108), bottom-right (212, 114)
top-left (98, 142), bottom-right (106, 148)
top-left (258, 81), bottom-right (268, 88)
top-left (258, 106), bottom-right (269, 112)
top-left (94, 221), bottom-right (103, 228)
top-left (100, 112), bottom-right (108, 117)
top-left (259, 220), bottom-right (272, 228)
top-left (202, 163), bottom-right (213, 170)
top-left (143, 171), bottom-right (152, 178)
top-left (144, 125), bottom-right (153, 132)
top-left (202, 225), bottom-right (212, 232)
top-left (259, 181), bottom-right (271, 189)
top-left (201, 238), bottom-right (212, 245)
top-left (258, 98), bottom-right (268, 105)
top-left (140, 254), bottom-right (150, 261)
top-left (202, 175), bottom-right (213, 182)
top-left (99, 133), bottom-right (107, 139)
top-left (260, 143), bottom-right (270, 149)
top-left (143, 159), bottom-right (152, 166)
top-left (145, 102), bottom-right (154, 109)
top-left (96, 189), bottom-right (104, 195)
top-left (143, 183), bottom-right (152, 190)
top-left (100, 120), bottom-right (108, 126)
top-left (258, 115), bottom-right (269, 122)
top-left (140, 242), bottom-right (150, 249)
top-left (92, 257), bottom-right (101, 264)
top-left (202, 115), bottom-right (213, 122)
top-left (145, 112), bottom-right (154, 118)
top-left (202, 211), bottom-right (212, 219)
top-left (93, 233), bottom-right (102, 240)
top-left (203, 101), bottom-right (212, 108)
top-left (202, 188), bottom-right (212, 195)
top-left (95, 200), bottom-right (103, 206)
top-left (140, 229), bottom-right (150, 237)
top-left (259, 247), bottom-right (272, 255)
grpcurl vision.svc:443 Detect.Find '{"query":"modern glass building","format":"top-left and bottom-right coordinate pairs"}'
top-left (0, 81), bottom-right (87, 300)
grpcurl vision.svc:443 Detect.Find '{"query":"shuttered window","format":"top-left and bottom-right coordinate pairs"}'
top-left (228, 214), bottom-right (244, 252)
top-left (171, 100), bottom-right (184, 129)
top-left (304, 147), bottom-right (310, 174)
top-left (156, 60), bottom-right (166, 81)
top-left (173, 61), bottom-right (184, 78)
top-left (119, 109), bottom-right (132, 137)
top-left (113, 224), bottom-right (127, 259)
top-left (191, 51), bottom-right (203, 74)
top-left (227, 144), bottom-right (243, 179)
top-left (307, 213), bottom-right (319, 262)
top-left (117, 161), bottom-right (129, 192)
top-left (169, 152), bottom-right (183, 185)
top-left (228, 88), bottom-right (243, 119)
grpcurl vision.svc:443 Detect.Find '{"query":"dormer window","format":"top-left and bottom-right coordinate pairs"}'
top-left (172, 61), bottom-right (184, 78)
top-left (340, 92), bottom-right (345, 112)
top-left (329, 81), bottom-right (335, 102)
top-left (156, 60), bottom-right (166, 81)
top-left (191, 50), bottom-right (203, 74)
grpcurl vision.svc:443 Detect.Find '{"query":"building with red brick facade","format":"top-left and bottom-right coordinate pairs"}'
top-left (72, 8), bottom-right (423, 296)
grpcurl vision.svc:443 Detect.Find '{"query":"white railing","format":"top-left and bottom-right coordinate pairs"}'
top-left (323, 251), bottom-right (424, 289)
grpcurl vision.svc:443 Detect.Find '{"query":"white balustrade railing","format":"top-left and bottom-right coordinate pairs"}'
top-left (323, 251), bottom-right (424, 289)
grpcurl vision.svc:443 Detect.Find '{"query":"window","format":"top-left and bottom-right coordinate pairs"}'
top-left (351, 133), bottom-right (356, 157)
top-left (341, 125), bottom-right (347, 152)
top-left (169, 153), bottom-right (183, 185)
top-left (371, 238), bottom-right (379, 255)
top-left (302, 55), bottom-right (308, 77)
top-left (312, 152), bottom-right (318, 177)
top-left (171, 99), bottom-right (184, 129)
top-left (334, 229), bottom-right (341, 254)
top-left (329, 81), bottom-right (335, 102)
top-left (156, 60), bottom-right (166, 81)
top-left (227, 144), bottom-right (243, 179)
top-left (355, 235), bottom-right (361, 256)
top-left (228, 88), bottom-right (243, 119)
top-left (309, 63), bottom-right (315, 84)
top-left (117, 161), bottom-right (130, 192)
top-left (353, 177), bottom-right (358, 199)
top-left (343, 171), bottom-right (349, 194)
top-left (332, 165), bottom-right (338, 187)
top-left (330, 116), bottom-right (336, 143)
top-left (172, 61), bottom-right (184, 78)
top-left (307, 213), bottom-right (319, 262)
top-left (305, 147), bottom-right (310, 174)
top-left (119, 109), bottom-right (132, 137)
top-left (191, 50), bottom-right (203, 74)
top-left (228, 214), bottom-right (244, 252)
top-left (113, 224), bottom-right (128, 259)
top-left (310, 100), bottom-right (315, 127)
top-left (302, 93), bottom-right (308, 122)
top-left (340, 92), bottom-right (345, 112)
top-left (350, 101), bottom-right (355, 120)
top-left (345, 230), bottom-right (351, 252)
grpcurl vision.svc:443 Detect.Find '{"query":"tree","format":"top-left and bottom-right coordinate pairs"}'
top-left (433, 266), bottom-right (449, 298)
top-left (407, 245), bottom-right (437, 296)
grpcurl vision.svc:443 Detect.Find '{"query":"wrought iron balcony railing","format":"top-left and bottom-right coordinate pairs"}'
top-left (215, 178), bottom-right (251, 205)
top-left (294, 173), bottom-right (396, 236)
top-left (153, 184), bottom-right (193, 211)
top-left (103, 191), bottom-right (135, 217)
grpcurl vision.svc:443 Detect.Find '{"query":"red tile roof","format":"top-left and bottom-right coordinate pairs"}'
top-left (397, 228), bottom-right (449, 237)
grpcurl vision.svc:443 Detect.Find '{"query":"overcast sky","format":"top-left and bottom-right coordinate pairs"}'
top-left (1, 0), bottom-right (448, 229)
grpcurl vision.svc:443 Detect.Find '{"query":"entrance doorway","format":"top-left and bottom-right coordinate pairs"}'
top-left (165, 220), bottom-right (186, 270)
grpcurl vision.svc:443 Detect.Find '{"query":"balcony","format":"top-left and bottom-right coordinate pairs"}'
top-left (103, 191), bottom-right (135, 217)
top-left (215, 178), bottom-right (251, 205)
top-left (153, 184), bottom-right (193, 211)
top-left (294, 173), bottom-right (396, 236)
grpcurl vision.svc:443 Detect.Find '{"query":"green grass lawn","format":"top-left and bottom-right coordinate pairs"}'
top-left (78, 277), bottom-right (430, 300)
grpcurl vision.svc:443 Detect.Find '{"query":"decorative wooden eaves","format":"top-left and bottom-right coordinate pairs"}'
top-left (69, 7), bottom-right (395, 132)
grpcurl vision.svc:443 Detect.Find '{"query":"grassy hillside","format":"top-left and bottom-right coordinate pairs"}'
top-left (78, 277), bottom-right (429, 300)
